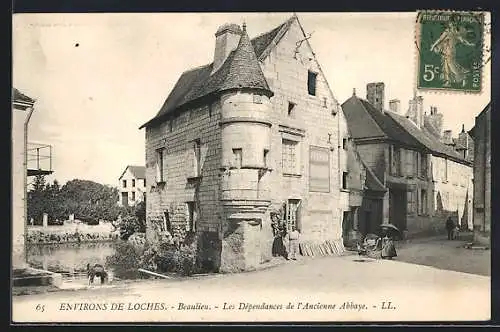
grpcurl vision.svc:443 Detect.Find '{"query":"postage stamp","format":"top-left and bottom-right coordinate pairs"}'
top-left (416, 10), bottom-right (484, 92)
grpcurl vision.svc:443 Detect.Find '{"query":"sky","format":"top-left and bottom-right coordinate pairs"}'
top-left (12, 12), bottom-right (491, 187)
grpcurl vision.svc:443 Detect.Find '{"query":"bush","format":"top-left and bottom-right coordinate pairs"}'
top-left (106, 234), bottom-right (200, 280)
top-left (105, 241), bottom-right (144, 279)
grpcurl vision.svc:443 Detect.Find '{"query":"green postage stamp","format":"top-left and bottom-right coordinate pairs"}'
top-left (416, 11), bottom-right (484, 92)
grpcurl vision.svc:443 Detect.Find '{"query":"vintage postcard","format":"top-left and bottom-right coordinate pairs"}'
top-left (11, 12), bottom-right (491, 323)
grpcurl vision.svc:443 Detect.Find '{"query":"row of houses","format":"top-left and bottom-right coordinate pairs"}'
top-left (135, 15), bottom-right (489, 273)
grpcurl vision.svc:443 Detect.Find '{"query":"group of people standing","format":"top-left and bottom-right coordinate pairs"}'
top-left (270, 210), bottom-right (300, 260)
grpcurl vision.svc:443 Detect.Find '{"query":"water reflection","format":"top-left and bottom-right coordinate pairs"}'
top-left (27, 241), bottom-right (118, 274)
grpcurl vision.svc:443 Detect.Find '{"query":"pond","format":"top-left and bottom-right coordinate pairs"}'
top-left (27, 241), bottom-right (118, 275)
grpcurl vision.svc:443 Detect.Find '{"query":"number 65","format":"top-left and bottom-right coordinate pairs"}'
top-left (423, 64), bottom-right (440, 82)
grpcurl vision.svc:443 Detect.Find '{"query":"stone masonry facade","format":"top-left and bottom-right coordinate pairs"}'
top-left (143, 17), bottom-right (351, 273)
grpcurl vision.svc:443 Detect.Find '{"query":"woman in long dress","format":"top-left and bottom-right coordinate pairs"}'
top-left (381, 234), bottom-right (397, 260)
top-left (271, 213), bottom-right (287, 258)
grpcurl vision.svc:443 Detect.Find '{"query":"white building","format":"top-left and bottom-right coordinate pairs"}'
top-left (118, 165), bottom-right (146, 206)
top-left (12, 88), bottom-right (53, 267)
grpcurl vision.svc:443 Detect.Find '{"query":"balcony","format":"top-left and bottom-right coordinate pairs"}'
top-left (27, 142), bottom-right (53, 176)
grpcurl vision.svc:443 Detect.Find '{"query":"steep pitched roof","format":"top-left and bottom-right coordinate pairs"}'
top-left (342, 95), bottom-right (471, 165)
top-left (12, 88), bottom-right (35, 110)
top-left (119, 165), bottom-right (146, 180)
top-left (341, 95), bottom-right (422, 148)
top-left (386, 112), bottom-right (470, 165)
top-left (139, 20), bottom-right (290, 129)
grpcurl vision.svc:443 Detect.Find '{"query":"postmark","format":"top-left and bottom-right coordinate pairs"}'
top-left (416, 10), bottom-right (484, 92)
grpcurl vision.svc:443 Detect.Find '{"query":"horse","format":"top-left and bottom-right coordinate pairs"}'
top-left (87, 263), bottom-right (108, 285)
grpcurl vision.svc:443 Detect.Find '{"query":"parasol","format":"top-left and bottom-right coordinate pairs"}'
top-left (379, 223), bottom-right (400, 236)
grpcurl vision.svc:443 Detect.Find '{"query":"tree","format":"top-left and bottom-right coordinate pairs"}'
top-left (27, 174), bottom-right (48, 224)
top-left (59, 179), bottom-right (122, 223)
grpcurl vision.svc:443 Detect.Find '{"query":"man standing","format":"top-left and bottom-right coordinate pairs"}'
top-left (446, 216), bottom-right (455, 240)
top-left (288, 226), bottom-right (300, 260)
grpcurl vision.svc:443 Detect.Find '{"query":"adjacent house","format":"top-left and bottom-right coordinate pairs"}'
top-left (118, 165), bottom-right (146, 206)
top-left (12, 88), bottom-right (53, 267)
top-left (341, 83), bottom-right (473, 237)
top-left (140, 15), bottom-right (369, 272)
top-left (469, 103), bottom-right (491, 246)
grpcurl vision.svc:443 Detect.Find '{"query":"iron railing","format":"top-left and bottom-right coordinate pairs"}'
top-left (27, 142), bottom-right (53, 176)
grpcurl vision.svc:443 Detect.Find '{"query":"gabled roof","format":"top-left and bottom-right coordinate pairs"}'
top-left (341, 95), bottom-right (422, 148)
top-left (342, 95), bottom-right (471, 165)
top-left (119, 165), bottom-right (146, 180)
top-left (139, 19), bottom-right (291, 129)
top-left (386, 112), bottom-right (469, 164)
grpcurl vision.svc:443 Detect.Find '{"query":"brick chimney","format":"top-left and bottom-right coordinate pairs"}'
top-left (457, 124), bottom-right (472, 160)
top-left (425, 106), bottom-right (443, 138)
top-left (211, 23), bottom-right (242, 75)
top-left (388, 99), bottom-right (401, 113)
top-left (366, 82), bottom-right (385, 112)
top-left (442, 130), bottom-right (454, 145)
top-left (406, 92), bottom-right (424, 129)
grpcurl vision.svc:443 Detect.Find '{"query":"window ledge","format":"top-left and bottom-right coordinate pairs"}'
top-left (187, 176), bottom-right (202, 181)
top-left (340, 189), bottom-right (350, 193)
top-left (283, 173), bottom-right (302, 178)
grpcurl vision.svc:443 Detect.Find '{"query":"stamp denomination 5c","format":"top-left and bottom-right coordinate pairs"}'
top-left (416, 11), bottom-right (484, 92)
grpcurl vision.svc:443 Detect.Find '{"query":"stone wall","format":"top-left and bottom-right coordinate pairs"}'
top-left (145, 103), bottom-right (222, 250)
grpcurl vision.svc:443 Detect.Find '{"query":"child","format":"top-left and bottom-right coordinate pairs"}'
top-left (288, 226), bottom-right (300, 260)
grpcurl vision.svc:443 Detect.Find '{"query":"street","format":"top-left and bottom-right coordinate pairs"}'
top-left (395, 233), bottom-right (491, 276)
top-left (13, 243), bottom-right (490, 323)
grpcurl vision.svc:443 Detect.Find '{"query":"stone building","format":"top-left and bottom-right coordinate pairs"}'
top-left (118, 165), bottom-right (146, 206)
top-left (469, 103), bottom-right (491, 246)
top-left (140, 16), bottom-right (368, 272)
top-left (341, 83), bottom-right (473, 237)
